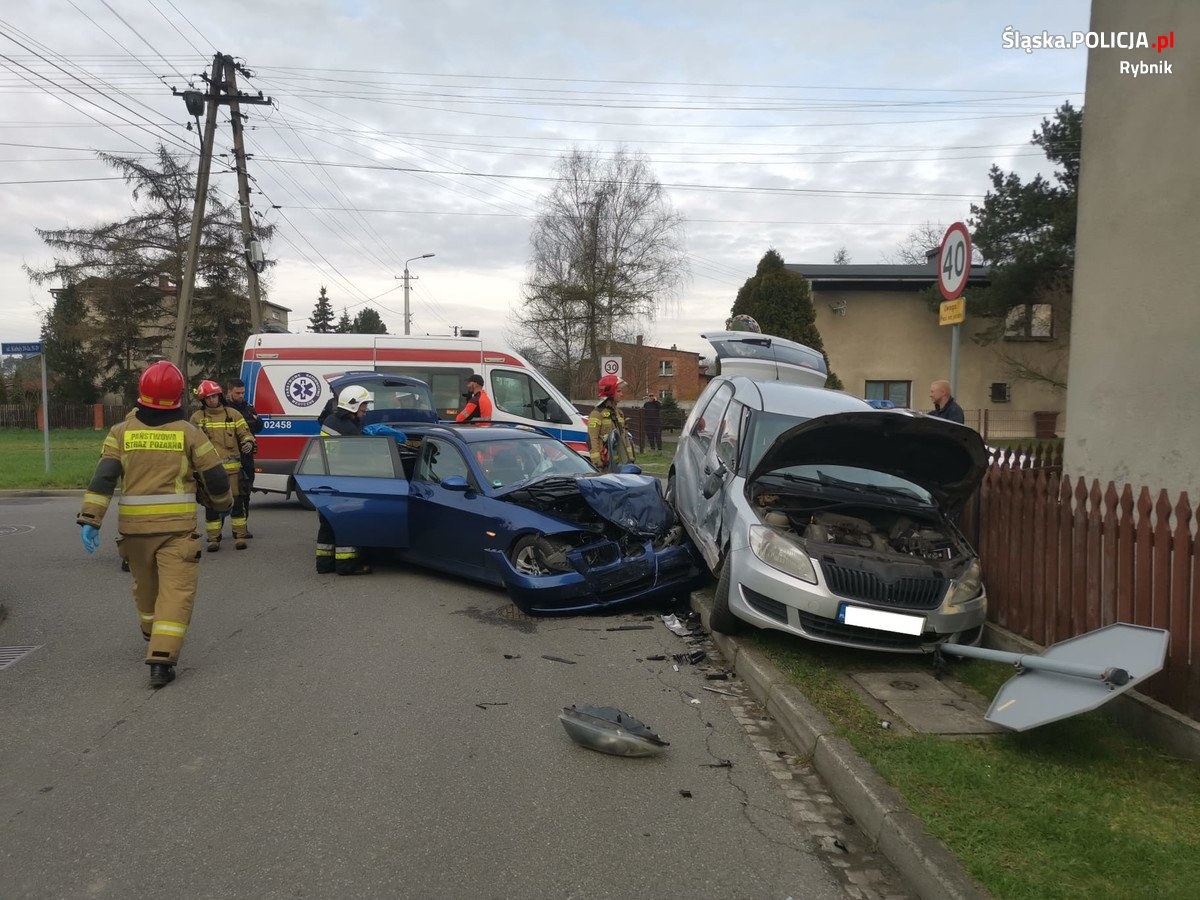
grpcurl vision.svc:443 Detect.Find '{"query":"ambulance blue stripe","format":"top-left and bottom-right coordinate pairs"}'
top-left (240, 361), bottom-right (263, 405)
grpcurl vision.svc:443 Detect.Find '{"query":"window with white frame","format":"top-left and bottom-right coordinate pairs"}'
top-left (658, 359), bottom-right (674, 376)
top-left (1004, 303), bottom-right (1054, 340)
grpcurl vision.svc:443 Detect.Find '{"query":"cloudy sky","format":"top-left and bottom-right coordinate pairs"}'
top-left (0, 0), bottom-right (1090, 356)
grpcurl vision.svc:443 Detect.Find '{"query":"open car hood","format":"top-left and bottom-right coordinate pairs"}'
top-left (748, 410), bottom-right (988, 509)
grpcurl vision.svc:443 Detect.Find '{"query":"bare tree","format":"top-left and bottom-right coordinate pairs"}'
top-left (515, 149), bottom-right (687, 390)
top-left (884, 221), bottom-right (947, 265)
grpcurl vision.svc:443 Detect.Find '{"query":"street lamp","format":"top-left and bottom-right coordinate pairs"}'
top-left (398, 253), bottom-right (436, 335)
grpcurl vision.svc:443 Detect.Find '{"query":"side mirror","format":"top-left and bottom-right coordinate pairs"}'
top-left (701, 461), bottom-right (727, 499)
top-left (616, 463), bottom-right (642, 475)
top-left (440, 475), bottom-right (471, 492)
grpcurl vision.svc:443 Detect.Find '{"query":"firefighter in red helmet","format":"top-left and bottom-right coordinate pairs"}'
top-left (588, 374), bottom-right (635, 473)
top-left (190, 379), bottom-right (256, 551)
top-left (77, 360), bottom-right (232, 688)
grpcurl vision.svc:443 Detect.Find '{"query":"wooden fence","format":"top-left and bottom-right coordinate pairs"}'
top-left (975, 444), bottom-right (1198, 719)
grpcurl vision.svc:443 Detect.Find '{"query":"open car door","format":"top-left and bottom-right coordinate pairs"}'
top-left (292, 436), bottom-right (410, 548)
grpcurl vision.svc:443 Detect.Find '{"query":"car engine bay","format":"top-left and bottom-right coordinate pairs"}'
top-left (751, 485), bottom-right (971, 565)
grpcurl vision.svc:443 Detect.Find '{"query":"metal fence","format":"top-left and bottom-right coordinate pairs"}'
top-left (0, 403), bottom-right (128, 429)
top-left (963, 408), bottom-right (1062, 440)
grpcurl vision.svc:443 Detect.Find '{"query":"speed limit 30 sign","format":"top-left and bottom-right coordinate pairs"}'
top-left (937, 222), bottom-right (972, 300)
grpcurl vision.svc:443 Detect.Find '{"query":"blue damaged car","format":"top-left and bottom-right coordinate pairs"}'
top-left (292, 423), bottom-right (701, 614)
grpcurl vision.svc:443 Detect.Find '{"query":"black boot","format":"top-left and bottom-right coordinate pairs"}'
top-left (148, 664), bottom-right (176, 688)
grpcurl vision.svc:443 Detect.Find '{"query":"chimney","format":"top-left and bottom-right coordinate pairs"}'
top-left (636, 334), bottom-right (643, 345)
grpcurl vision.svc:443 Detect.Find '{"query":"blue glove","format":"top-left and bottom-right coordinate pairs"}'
top-left (80, 524), bottom-right (101, 555)
top-left (363, 423), bottom-right (408, 441)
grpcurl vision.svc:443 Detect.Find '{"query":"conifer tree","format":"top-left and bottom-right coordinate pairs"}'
top-left (731, 249), bottom-right (842, 389)
top-left (310, 286), bottom-right (336, 333)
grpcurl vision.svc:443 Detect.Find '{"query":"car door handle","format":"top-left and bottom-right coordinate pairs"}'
top-left (306, 486), bottom-right (339, 495)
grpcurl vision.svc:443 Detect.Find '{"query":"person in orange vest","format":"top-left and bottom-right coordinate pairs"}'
top-left (455, 373), bottom-right (493, 422)
top-left (77, 361), bottom-right (232, 688)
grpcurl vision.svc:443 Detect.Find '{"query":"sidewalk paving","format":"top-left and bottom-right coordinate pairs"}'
top-left (689, 587), bottom-right (992, 900)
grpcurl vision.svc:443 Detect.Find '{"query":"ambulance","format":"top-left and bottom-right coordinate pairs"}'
top-left (240, 332), bottom-right (589, 497)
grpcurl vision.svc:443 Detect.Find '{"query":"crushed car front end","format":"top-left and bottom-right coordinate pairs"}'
top-left (486, 473), bottom-right (703, 614)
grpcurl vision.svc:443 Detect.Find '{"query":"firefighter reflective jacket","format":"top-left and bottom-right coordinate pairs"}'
top-left (78, 408), bottom-right (232, 535)
top-left (588, 401), bottom-right (635, 471)
top-left (191, 405), bottom-right (256, 481)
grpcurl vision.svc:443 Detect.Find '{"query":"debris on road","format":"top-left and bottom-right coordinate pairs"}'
top-left (661, 613), bottom-right (692, 637)
top-left (673, 650), bottom-right (706, 666)
top-left (678, 789), bottom-right (693, 798)
top-left (541, 655), bottom-right (576, 665)
top-left (503, 653), bottom-right (521, 660)
top-left (558, 705), bottom-right (670, 757)
top-left (605, 624), bottom-right (654, 632)
top-left (703, 686), bottom-right (735, 697)
top-left (702, 759), bottom-right (733, 769)
top-left (475, 702), bottom-right (509, 710)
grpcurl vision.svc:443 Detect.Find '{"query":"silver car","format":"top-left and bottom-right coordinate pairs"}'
top-left (670, 341), bottom-right (988, 652)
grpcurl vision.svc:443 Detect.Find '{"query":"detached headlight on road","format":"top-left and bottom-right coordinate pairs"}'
top-left (946, 560), bottom-right (984, 607)
top-left (749, 525), bottom-right (817, 584)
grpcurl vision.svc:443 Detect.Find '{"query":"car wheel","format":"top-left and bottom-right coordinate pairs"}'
top-left (710, 559), bottom-right (744, 634)
top-left (510, 535), bottom-right (551, 576)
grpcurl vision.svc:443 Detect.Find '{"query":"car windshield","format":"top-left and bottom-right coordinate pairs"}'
top-left (774, 464), bottom-right (933, 504)
top-left (474, 437), bottom-right (594, 489)
top-left (746, 411), bottom-right (813, 472)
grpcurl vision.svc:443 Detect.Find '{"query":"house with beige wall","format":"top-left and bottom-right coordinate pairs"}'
top-left (789, 263), bottom-right (1069, 436)
top-left (1065, 0), bottom-right (1198, 495)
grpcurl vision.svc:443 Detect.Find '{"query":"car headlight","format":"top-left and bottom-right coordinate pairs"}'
top-left (946, 559), bottom-right (984, 607)
top-left (749, 525), bottom-right (817, 584)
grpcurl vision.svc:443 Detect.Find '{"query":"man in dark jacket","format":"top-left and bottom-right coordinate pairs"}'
top-left (642, 392), bottom-right (663, 451)
top-left (226, 378), bottom-right (264, 537)
top-left (929, 380), bottom-right (965, 424)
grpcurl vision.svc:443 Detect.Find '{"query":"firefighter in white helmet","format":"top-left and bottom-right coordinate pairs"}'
top-left (77, 361), bottom-right (233, 688)
top-left (315, 385), bottom-right (373, 574)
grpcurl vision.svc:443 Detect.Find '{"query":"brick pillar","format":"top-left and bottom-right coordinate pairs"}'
top-left (93, 403), bottom-right (105, 429)
top-left (36, 406), bottom-right (45, 431)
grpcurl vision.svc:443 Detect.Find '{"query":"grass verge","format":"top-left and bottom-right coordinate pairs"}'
top-left (0, 427), bottom-right (102, 490)
top-left (747, 631), bottom-right (1200, 899)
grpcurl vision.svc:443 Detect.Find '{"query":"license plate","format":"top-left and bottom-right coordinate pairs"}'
top-left (838, 603), bottom-right (925, 636)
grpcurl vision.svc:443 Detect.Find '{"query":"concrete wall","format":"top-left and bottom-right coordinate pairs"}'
top-left (812, 288), bottom-right (1067, 416)
top-left (1065, 0), bottom-right (1200, 492)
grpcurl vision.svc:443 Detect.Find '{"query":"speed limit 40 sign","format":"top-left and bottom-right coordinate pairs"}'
top-left (937, 222), bottom-right (972, 300)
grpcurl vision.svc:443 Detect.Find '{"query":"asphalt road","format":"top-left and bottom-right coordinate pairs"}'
top-left (0, 494), bottom-right (857, 900)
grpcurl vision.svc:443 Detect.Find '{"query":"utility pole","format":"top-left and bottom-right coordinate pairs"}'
top-left (397, 253), bottom-right (435, 335)
top-left (171, 54), bottom-right (272, 376)
top-left (172, 53), bottom-right (223, 375)
top-left (224, 58), bottom-right (271, 332)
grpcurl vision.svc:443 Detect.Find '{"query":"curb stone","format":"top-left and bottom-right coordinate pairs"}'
top-left (692, 590), bottom-right (991, 900)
